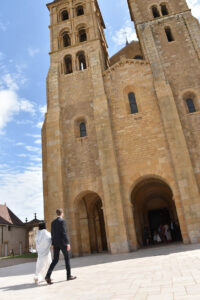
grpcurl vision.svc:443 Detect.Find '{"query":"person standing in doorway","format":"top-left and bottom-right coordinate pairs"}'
top-left (45, 209), bottom-right (77, 284)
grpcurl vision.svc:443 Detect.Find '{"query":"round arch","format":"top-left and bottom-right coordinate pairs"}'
top-left (129, 174), bottom-right (172, 200)
top-left (130, 177), bottom-right (182, 247)
top-left (74, 191), bottom-right (108, 256)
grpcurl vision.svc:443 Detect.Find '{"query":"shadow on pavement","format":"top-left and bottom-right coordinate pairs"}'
top-left (0, 280), bottom-right (66, 291)
top-left (0, 243), bottom-right (200, 278)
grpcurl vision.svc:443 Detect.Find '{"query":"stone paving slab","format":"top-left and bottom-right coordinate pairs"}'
top-left (0, 243), bottom-right (200, 300)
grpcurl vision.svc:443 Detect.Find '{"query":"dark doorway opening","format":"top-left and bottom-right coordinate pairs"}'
top-left (131, 178), bottom-right (183, 248)
top-left (148, 208), bottom-right (170, 234)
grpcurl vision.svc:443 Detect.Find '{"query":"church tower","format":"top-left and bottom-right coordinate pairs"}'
top-left (43, 0), bottom-right (130, 256)
top-left (128, 0), bottom-right (200, 242)
top-left (43, 0), bottom-right (200, 255)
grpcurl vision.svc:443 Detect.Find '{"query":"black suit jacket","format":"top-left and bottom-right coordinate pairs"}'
top-left (51, 217), bottom-right (69, 247)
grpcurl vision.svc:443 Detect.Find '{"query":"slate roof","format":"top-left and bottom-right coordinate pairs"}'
top-left (0, 204), bottom-right (24, 226)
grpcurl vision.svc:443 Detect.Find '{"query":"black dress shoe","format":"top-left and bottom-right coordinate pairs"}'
top-left (67, 276), bottom-right (77, 281)
top-left (45, 277), bottom-right (53, 285)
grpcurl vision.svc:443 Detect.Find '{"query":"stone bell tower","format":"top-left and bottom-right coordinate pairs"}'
top-left (128, 0), bottom-right (200, 243)
top-left (43, 0), bottom-right (130, 256)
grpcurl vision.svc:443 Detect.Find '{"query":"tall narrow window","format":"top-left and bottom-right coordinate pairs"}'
top-left (80, 122), bottom-right (87, 137)
top-left (128, 92), bottom-right (138, 114)
top-left (152, 6), bottom-right (160, 18)
top-left (76, 5), bottom-right (84, 16)
top-left (161, 4), bottom-right (169, 16)
top-left (77, 52), bottom-right (87, 70)
top-left (64, 55), bottom-right (73, 74)
top-left (186, 99), bottom-right (196, 113)
top-left (63, 33), bottom-right (71, 47)
top-left (165, 27), bottom-right (174, 42)
top-left (79, 29), bottom-right (87, 42)
top-left (61, 10), bottom-right (69, 21)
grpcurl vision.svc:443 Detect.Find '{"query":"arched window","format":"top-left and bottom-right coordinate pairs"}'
top-left (77, 52), bottom-right (87, 70)
top-left (186, 99), bottom-right (196, 113)
top-left (61, 10), bottom-right (69, 21)
top-left (165, 27), bottom-right (174, 42)
top-left (76, 5), bottom-right (84, 16)
top-left (79, 29), bottom-right (87, 42)
top-left (134, 55), bottom-right (143, 60)
top-left (80, 122), bottom-right (87, 137)
top-left (64, 55), bottom-right (73, 74)
top-left (161, 4), bottom-right (169, 16)
top-left (128, 92), bottom-right (138, 114)
top-left (63, 33), bottom-right (71, 47)
top-left (152, 6), bottom-right (160, 18)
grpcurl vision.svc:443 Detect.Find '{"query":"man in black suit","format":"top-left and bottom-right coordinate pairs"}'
top-left (45, 209), bottom-right (76, 284)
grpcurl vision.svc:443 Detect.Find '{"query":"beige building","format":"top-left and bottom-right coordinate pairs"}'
top-left (0, 204), bottom-right (27, 257)
top-left (43, 0), bottom-right (200, 256)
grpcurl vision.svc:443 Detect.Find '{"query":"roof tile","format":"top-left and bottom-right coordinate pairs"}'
top-left (0, 204), bottom-right (24, 226)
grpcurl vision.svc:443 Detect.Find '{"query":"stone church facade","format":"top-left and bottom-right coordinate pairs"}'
top-left (42, 0), bottom-right (200, 256)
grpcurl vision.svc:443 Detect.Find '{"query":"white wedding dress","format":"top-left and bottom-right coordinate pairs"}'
top-left (34, 229), bottom-right (52, 283)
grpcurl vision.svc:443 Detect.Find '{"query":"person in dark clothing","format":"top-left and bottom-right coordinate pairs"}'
top-left (45, 209), bottom-right (76, 284)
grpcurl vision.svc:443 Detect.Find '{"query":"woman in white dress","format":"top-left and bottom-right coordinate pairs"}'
top-left (34, 222), bottom-right (52, 285)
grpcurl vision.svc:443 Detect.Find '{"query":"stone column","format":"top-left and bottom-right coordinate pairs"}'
top-left (125, 202), bottom-right (138, 251)
top-left (69, 209), bottom-right (81, 257)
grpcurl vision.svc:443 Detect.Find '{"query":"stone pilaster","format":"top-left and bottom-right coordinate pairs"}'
top-left (89, 47), bottom-right (129, 253)
top-left (43, 64), bottom-right (65, 229)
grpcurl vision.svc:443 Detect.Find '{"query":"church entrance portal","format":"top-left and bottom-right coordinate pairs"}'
top-left (131, 178), bottom-right (182, 247)
top-left (75, 192), bottom-right (108, 256)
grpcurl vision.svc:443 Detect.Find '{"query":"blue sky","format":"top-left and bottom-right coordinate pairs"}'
top-left (0, 0), bottom-right (199, 222)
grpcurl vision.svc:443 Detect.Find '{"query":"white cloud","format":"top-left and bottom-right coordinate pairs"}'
top-left (0, 21), bottom-right (7, 32)
top-left (0, 70), bottom-right (35, 133)
top-left (30, 156), bottom-right (42, 162)
top-left (112, 20), bottom-right (138, 46)
top-left (25, 145), bottom-right (41, 152)
top-left (26, 133), bottom-right (41, 138)
top-left (19, 99), bottom-right (35, 115)
top-left (28, 47), bottom-right (40, 57)
top-left (17, 153), bottom-right (42, 162)
top-left (36, 121), bottom-right (43, 129)
top-left (0, 164), bottom-right (9, 169)
top-left (187, 0), bottom-right (200, 19)
top-left (39, 105), bottom-right (47, 115)
top-left (0, 52), bottom-right (4, 61)
top-left (3, 73), bottom-right (19, 91)
top-left (16, 142), bottom-right (25, 146)
top-left (34, 139), bottom-right (41, 144)
top-left (17, 154), bottom-right (28, 157)
top-left (0, 90), bottom-right (19, 133)
top-left (0, 166), bottom-right (43, 221)
top-left (16, 120), bottom-right (34, 125)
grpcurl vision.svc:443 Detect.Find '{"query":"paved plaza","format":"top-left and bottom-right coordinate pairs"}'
top-left (1, 244), bottom-right (200, 300)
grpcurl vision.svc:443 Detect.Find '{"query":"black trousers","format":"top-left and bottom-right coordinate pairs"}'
top-left (46, 246), bottom-right (71, 279)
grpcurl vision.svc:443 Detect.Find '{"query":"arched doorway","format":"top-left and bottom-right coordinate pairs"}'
top-left (75, 192), bottom-right (108, 255)
top-left (131, 178), bottom-right (182, 247)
